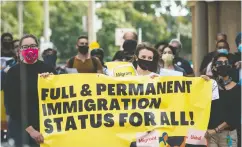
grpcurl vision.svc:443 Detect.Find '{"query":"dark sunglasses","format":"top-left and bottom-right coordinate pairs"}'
top-left (215, 60), bottom-right (230, 66)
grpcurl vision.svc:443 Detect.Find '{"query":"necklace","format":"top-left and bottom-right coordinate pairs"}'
top-left (222, 77), bottom-right (232, 86)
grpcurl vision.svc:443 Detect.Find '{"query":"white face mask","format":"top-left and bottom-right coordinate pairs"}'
top-left (162, 54), bottom-right (174, 65)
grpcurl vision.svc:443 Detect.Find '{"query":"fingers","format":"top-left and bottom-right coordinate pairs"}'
top-left (149, 74), bottom-right (159, 79)
top-left (40, 72), bottom-right (52, 78)
top-left (200, 75), bottom-right (210, 81)
top-left (40, 134), bottom-right (44, 143)
top-left (35, 134), bottom-right (44, 144)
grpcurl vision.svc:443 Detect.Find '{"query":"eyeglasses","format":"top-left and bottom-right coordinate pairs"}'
top-left (20, 44), bottom-right (38, 50)
top-left (215, 60), bottom-right (230, 67)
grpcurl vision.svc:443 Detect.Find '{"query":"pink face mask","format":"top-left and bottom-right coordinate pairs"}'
top-left (21, 48), bottom-right (39, 64)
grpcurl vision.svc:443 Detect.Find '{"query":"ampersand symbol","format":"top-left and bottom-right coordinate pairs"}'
top-left (80, 84), bottom-right (91, 96)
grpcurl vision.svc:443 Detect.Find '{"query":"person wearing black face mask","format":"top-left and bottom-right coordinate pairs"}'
top-left (66, 35), bottom-right (103, 73)
top-left (1, 33), bottom-right (15, 58)
top-left (206, 53), bottom-right (241, 147)
top-left (132, 42), bottom-right (159, 75)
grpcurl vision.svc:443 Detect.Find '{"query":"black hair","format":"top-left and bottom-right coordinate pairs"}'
top-left (112, 51), bottom-right (125, 61)
top-left (216, 39), bottom-right (230, 50)
top-left (42, 48), bottom-right (57, 57)
top-left (123, 32), bottom-right (138, 41)
top-left (160, 45), bottom-right (176, 55)
top-left (19, 34), bottom-right (39, 46)
top-left (91, 48), bottom-right (105, 66)
top-left (77, 35), bottom-right (88, 42)
top-left (216, 33), bottom-right (227, 41)
top-left (155, 41), bottom-right (168, 49)
top-left (1, 32), bottom-right (13, 42)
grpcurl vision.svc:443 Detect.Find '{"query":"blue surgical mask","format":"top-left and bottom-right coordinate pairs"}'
top-left (217, 48), bottom-right (229, 54)
top-left (238, 44), bottom-right (242, 52)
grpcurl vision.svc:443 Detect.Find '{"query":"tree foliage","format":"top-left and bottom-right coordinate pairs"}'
top-left (1, 1), bottom-right (192, 62)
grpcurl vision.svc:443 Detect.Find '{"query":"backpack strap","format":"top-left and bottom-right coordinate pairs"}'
top-left (91, 56), bottom-right (98, 73)
top-left (68, 56), bottom-right (75, 68)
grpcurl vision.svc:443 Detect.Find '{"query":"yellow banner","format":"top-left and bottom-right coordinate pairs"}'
top-left (38, 74), bottom-right (212, 147)
top-left (1, 90), bottom-right (7, 130)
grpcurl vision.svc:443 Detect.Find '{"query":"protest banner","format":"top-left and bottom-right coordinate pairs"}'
top-left (1, 91), bottom-right (7, 130)
top-left (38, 74), bottom-right (212, 147)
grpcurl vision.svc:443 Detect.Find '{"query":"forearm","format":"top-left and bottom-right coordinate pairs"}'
top-left (215, 122), bottom-right (229, 132)
top-left (26, 126), bottom-right (35, 134)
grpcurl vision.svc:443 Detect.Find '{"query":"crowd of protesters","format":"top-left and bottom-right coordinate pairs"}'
top-left (0, 31), bottom-right (241, 147)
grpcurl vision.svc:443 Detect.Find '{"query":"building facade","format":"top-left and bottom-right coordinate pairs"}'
top-left (188, 1), bottom-right (241, 76)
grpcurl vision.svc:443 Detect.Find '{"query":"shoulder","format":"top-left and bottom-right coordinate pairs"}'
top-left (37, 61), bottom-right (56, 72)
top-left (8, 63), bottom-right (20, 73)
top-left (174, 65), bottom-right (186, 75)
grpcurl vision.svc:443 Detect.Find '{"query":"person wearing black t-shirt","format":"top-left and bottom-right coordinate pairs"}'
top-left (4, 34), bottom-right (55, 147)
top-left (206, 53), bottom-right (241, 147)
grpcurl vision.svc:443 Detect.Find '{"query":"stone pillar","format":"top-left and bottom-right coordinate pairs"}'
top-left (192, 1), bottom-right (208, 76)
top-left (207, 2), bottom-right (219, 52)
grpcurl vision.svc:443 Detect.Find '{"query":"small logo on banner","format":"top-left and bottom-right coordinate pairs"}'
top-left (136, 130), bottom-right (159, 147)
top-left (185, 129), bottom-right (207, 145)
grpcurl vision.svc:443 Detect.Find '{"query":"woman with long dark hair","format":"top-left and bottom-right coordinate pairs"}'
top-left (206, 53), bottom-right (241, 147)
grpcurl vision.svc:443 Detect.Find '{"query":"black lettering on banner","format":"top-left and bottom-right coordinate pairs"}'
top-left (104, 113), bottom-right (114, 127)
top-left (138, 98), bottom-right (149, 109)
top-left (63, 101), bottom-right (77, 114)
top-left (160, 112), bottom-right (170, 125)
top-left (170, 112), bottom-right (179, 125)
top-left (41, 88), bottom-right (49, 100)
top-left (131, 99), bottom-right (137, 109)
top-left (78, 115), bottom-right (88, 129)
top-left (47, 102), bottom-right (61, 115)
top-left (108, 84), bottom-right (115, 96)
top-left (70, 85), bottom-right (77, 98)
top-left (65, 116), bottom-right (77, 131)
top-left (96, 84), bottom-right (106, 95)
top-left (167, 81), bottom-right (173, 93)
top-left (145, 83), bottom-right (156, 95)
top-left (90, 114), bottom-right (102, 128)
top-left (119, 113), bottom-right (128, 126)
top-left (144, 112), bottom-right (156, 126)
top-left (80, 84), bottom-right (91, 96)
top-left (174, 81), bottom-right (185, 93)
top-left (129, 84), bottom-right (144, 95)
top-left (97, 99), bottom-right (108, 111)
top-left (42, 104), bottom-right (47, 116)
top-left (186, 81), bottom-right (192, 93)
top-left (149, 98), bottom-right (161, 109)
top-left (44, 119), bottom-right (53, 134)
top-left (157, 82), bottom-right (166, 94)
top-left (121, 99), bottom-right (130, 110)
top-left (53, 117), bottom-right (63, 132)
top-left (50, 88), bottom-right (60, 100)
top-left (180, 111), bottom-right (189, 125)
top-left (109, 99), bottom-right (121, 110)
top-left (62, 87), bottom-right (69, 99)
top-left (78, 100), bottom-right (83, 112)
top-left (130, 112), bottom-right (143, 126)
top-left (117, 84), bottom-right (127, 96)
top-left (84, 99), bottom-right (96, 111)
